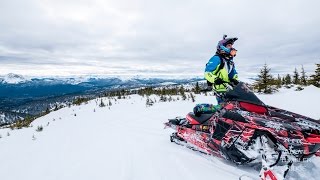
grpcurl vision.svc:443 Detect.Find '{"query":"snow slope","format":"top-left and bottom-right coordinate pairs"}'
top-left (0, 86), bottom-right (319, 180)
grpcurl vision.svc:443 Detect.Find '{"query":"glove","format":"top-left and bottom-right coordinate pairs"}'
top-left (230, 78), bottom-right (239, 85)
top-left (214, 78), bottom-right (224, 85)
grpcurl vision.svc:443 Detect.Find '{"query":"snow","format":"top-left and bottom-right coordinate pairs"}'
top-left (159, 82), bottom-right (178, 85)
top-left (0, 73), bottom-right (203, 85)
top-left (0, 86), bottom-right (320, 180)
top-left (1, 73), bottom-right (29, 84)
top-left (258, 85), bottom-right (320, 119)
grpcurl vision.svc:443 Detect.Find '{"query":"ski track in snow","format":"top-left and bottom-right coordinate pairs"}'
top-left (0, 86), bottom-right (319, 180)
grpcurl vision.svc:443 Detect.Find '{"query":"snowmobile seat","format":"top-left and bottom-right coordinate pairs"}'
top-left (186, 112), bottom-right (213, 125)
top-left (222, 110), bottom-right (248, 123)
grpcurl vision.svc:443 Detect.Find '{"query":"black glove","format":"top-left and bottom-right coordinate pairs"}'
top-left (206, 80), bottom-right (213, 90)
top-left (214, 78), bottom-right (224, 85)
top-left (230, 78), bottom-right (239, 85)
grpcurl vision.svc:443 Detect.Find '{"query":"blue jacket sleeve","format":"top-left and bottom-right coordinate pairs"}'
top-left (205, 55), bottom-right (220, 72)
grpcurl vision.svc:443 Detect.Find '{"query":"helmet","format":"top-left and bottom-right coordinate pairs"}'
top-left (216, 35), bottom-right (238, 58)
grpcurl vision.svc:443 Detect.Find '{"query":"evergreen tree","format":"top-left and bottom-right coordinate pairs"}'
top-left (54, 104), bottom-right (59, 111)
top-left (293, 68), bottom-right (300, 85)
top-left (161, 87), bottom-right (166, 95)
top-left (99, 99), bottom-right (105, 107)
top-left (276, 74), bottom-right (282, 88)
top-left (179, 86), bottom-right (187, 100)
top-left (254, 63), bottom-right (274, 93)
top-left (281, 76), bottom-right (286, 85)
top-left (300, 65), bottom-right (308, 86)
top-left (309, 63), bottom-right (320, 87)
top-left (117, 91), bottom-right (122, 99)
top-left (194, 82), bottom-right (201, 94)
top-left (45, 107), bottom-right (50, 114)
top-left (284, 74), bottom-right (292, 85)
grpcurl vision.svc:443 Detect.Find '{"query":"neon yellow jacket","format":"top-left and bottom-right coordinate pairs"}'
top-left (204, 55), bottom-right (238, 92)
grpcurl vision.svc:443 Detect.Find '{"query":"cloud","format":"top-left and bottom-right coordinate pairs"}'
top-left (0, 0), bottom-right (319, 77)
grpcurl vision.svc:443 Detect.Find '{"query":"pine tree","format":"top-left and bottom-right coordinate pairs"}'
top-left (45, 107), bottom-right (50, 114)
top-left (284, 74), bottom-right (292, 85)
top-left (293, 68), bottom-right (300, 85)
top-left (54, 104), bottom-right (59, 111)
top-left (254, 63), bottom-right (274, 93)
top-left (309, 63), bottom-right (320, 87)
top-left (161, 87), bottom-right (166, 95)
top-left (276, 74), bottom-right (282, 88)
top-left (179, 86), bottom-right (187, 100)
top-left (99, 99), bottom-right (105, 107)
top-left (117, 91), bottom-right (121, 99)
top-left (194, 82), bottom-right (201, 94)
top-left (300, 65), bottom-right (308, 86)
top-left (281, 76), bottom-right (286, 85)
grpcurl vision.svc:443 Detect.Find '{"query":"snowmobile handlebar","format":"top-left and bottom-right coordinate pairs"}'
top-left (201, 80), bottom-right (237, 92)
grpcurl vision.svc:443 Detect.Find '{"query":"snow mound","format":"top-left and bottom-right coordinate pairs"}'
top-left (259, 85), bottom-right (320, 119)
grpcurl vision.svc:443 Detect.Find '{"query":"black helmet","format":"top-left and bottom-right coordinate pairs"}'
top-left (216, 35), bottom-right (238, 58)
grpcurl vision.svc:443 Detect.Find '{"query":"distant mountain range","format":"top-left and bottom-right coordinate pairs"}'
top-left (0, 73), bottom-right (203, 125)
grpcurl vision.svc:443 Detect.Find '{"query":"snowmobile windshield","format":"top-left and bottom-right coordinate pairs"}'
top-left (225, 82), bottom-right (265, 106)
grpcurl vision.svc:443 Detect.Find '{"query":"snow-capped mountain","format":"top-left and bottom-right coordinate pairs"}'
top-left (0, 73), bottom-right (203, 85)
top-left (0, 73), bottom-right (29, 84)
top-left (0, 85), bottom-right (319, 180)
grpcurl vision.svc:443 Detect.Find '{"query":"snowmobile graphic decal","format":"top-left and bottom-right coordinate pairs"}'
top-left (165, 82), bottom-right (320, 180)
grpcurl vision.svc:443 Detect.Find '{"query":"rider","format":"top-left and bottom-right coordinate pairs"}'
top-left (205, 35), bottom-right (239, 104)
top-left (194, 35), bottom-right (239, 116)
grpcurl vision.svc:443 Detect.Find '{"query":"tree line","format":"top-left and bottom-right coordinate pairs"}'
top-left (254, 63), bottom-right (320, 93)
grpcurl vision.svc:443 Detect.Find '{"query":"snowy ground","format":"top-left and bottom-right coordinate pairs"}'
top-left (0, 86), bottom-right (319, 180)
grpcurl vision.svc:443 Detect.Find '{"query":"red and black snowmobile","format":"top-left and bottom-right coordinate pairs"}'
top-left (164, 82), bottom-right (320, 180)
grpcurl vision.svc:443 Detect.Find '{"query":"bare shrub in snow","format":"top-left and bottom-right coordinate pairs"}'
top-left (36, 126), bottom-right (43, 132)
top-left (146, 97), bottom-right (154, 107)
top-left (295, 86), bottom-right (304, 91)
top-left (99, 99), bottom-right (106, 107)
top-left (190, 93), bottom-right (195, 102)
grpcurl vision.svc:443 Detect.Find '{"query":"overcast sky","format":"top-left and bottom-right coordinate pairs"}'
top-left (0, 0), bottom-right (319, 77)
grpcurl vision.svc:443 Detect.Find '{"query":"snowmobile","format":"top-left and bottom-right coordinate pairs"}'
top-left (164, 82), bottom-right (320, 180)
